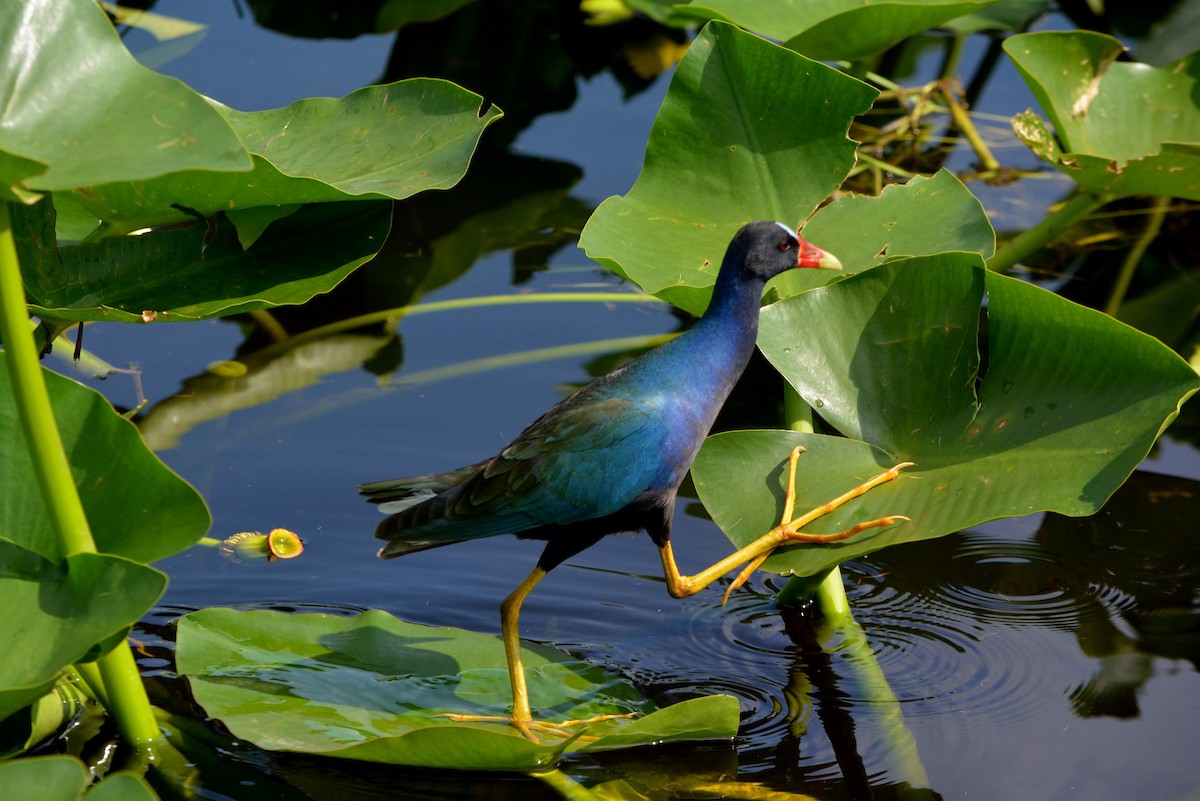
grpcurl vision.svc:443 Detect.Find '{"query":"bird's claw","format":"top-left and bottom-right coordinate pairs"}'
top-left (720, 450), bottom-right (913, 605)
top-left (439, 711), bottom-right (637, 743)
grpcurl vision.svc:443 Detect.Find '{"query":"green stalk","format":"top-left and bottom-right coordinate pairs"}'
top-left (774, 382), bottom-right (929, 787)
top-left (0, 202), bottom-right (163, 750)
top-left (1104, 196), bottom-right (1170, 317)
top-left (782, 380), bottom-right (813, 434)
top-left (532, 769), bottom-right (601, 800)
top-left (987, 191), bottom-right (1110, 273)
top-left (779, 383), bottom-right (842, 609)
top-left (255, 291), bottom-right (664, 362)
top-left (831, 606), bottom-right (931, 790)
top-left (941, 81), bottom-right (1000, 173)
top-left (0, 204), bottom-right (93, 554)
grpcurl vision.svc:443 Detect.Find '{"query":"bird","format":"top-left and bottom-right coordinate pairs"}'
top-left (361, 221), bottom-right (909, 739)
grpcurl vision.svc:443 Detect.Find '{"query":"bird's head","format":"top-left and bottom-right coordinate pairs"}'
top-left (733, 220), bottom-right (843, 282)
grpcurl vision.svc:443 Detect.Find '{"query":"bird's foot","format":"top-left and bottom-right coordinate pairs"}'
top-left (439, 711), bottom-right (637, 743)
top-left (721, 448), bottom-right (912, 604)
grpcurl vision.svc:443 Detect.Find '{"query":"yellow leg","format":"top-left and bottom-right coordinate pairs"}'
top-left (444, 565), bottom-right (633, 741)
top-left (661, 446), bottom-right (912, 602)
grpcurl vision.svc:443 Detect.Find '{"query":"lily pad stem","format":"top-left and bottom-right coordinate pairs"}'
top-left (532, 769), bottom-right (602, 800)
top-left (0, 202), bottom-right (163, 751)
top-left (778, 383), bottom-right (842, 610)
top-left (1104, 196), bottom-right (1170, 317)
top-left (987, 191), bottom-right (1110, 273)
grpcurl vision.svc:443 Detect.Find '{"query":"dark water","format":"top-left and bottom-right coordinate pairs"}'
top-left (53, 3), bottom-right (1200, 799)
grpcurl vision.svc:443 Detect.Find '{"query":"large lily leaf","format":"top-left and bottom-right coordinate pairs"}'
top-left (0, 543), bottom-right (167, 720)
top-left (65, 81), bottom-right (503, 232)
top-left (580, 21), bottom-right (877, 317)
top-left (0, 354), bottom-right (209, 562)
top-left (0, 0), bottom-right (249, 196)
top-left (1004, 31), bottom-right (1200, 200)
top-left (692, 255), bottom-right (1200, 577)
top-left (0, 756), bottom-right (157, 801)
top-left (19, 200), bottom-right (392, 323)
top-left (176, 608), bottom-right (739, 772)
top-left (679, 0), bottom-right (1002, 61)
top-left (768, 169), bottom-right (994, 303)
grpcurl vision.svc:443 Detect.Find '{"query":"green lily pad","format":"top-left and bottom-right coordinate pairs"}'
top-left (692, 255), bottom-right (1200, 577)
top-left (0, 756), bottom-right (157, 801)
top-left (20, 201), bottom-right (392, 323)
top-left (768, 169), bottom-right (994, 303)
top-left (67, 80), bottom-right (503, 232)
top-left (0, 0), bottom-right (249, 195)
top-left (0, 354), bottom-right (210, 562)
top-left (176, 607), bottom-right (740, 772)
top-left (1004, 31), bottom-right (1200, 200)
top-left (580, 21), bottom-right (877, 317)
top-left (0, 543), bottom-right (167, 720)
top-left (681, 0), bottom-right (1002, 61)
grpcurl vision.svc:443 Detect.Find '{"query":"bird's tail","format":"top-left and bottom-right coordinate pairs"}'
top-left (361, 460), bottom-right (490, 559)
top-left (358, 459), bottom-right (488, 511)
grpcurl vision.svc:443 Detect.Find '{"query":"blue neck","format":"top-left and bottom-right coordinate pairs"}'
top-left (691, 263), bottom-right (767, 363)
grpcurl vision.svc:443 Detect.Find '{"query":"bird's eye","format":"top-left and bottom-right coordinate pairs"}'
top-left (777, 241), bottom-right (792, 252)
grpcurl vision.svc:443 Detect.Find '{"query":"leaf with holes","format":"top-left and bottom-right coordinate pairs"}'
top-left (1003, 31), bottom-right (1200, 200)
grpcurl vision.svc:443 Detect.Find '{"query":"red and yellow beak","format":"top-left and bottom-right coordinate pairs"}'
top-left (796, 237), bottom-right (843, 270)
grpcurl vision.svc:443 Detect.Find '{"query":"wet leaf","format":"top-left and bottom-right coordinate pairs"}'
top-left (176, 607), bottom-right (739, 772)
top-left (1003, 31), bottom-right (1200, 199)
top-left (693, 256), bottom-right (1200, 577)
top-left (0, 756), bottom-right (157, 801)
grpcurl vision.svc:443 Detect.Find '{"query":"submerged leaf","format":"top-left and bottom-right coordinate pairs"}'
top-left (177, 608), bottom-right (739, 771)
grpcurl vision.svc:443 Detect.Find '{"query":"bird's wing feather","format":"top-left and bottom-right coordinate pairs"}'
top-left (376, 389), bottom-right (668, 555)
top-left (478, 392), bottom-right (667, 523)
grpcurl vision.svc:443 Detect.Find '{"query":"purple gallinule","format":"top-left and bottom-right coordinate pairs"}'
top-left (362, 221), bottom-right (908, 738)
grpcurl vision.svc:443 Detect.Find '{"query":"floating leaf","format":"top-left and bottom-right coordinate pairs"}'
top-left (1003, 31), bottom-right (1200, 200)
top-left (0, 756), bottom-right (157, 801)
top-left (580, 21), bottom-right (877, 316)
top-left (693, 256), bottom-right (1200, 577)
top-left (177, 608), bottom-right (739, 772)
